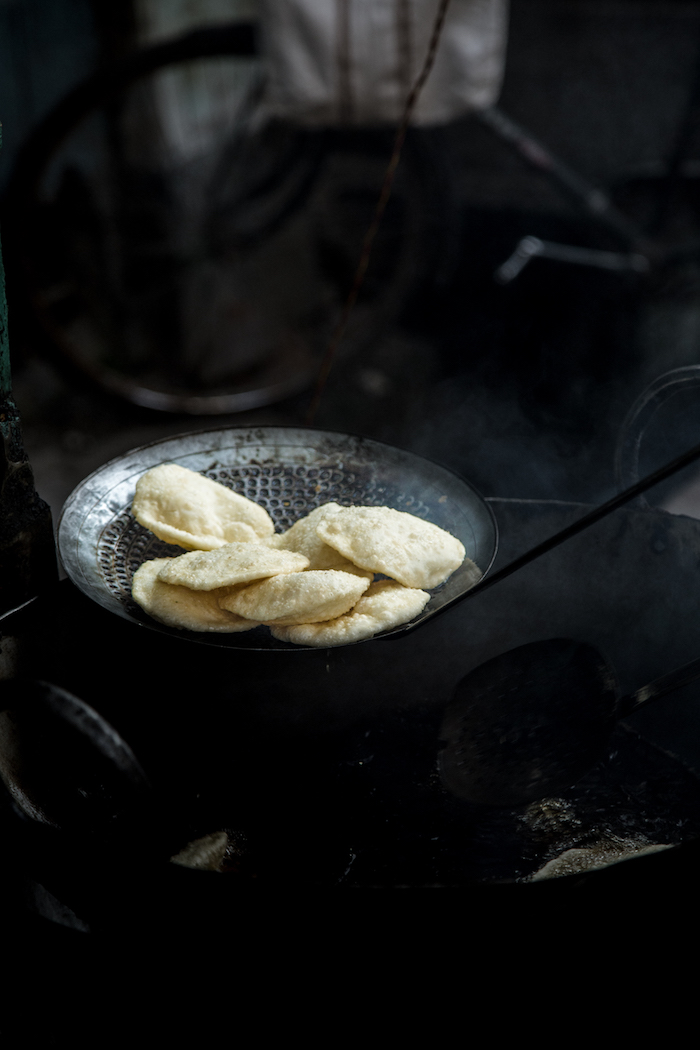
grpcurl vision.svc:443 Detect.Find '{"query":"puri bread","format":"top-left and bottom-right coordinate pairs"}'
top-left (219, 569), bottom-right (370, 625)
top-left (267, 502), bottom-right (373, 577)
top-left (156, 543), bottom-right (309, 590)
top-left (128, 466), bottom-right (476, 644)
top-left (132, 463), bottom-right (275, 550)
top-left (315, 505), bottom-right (465, 589)
top-left (270, 579), bottom-right (430, 647)
top-left (132, 558), bottom-right (260, 632)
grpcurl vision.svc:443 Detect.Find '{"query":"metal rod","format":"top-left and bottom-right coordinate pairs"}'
top-left (494, 236), bottom-right (650, 284)
top-left (470, 438), bottom-right (700, 600)
top-left (621, 653), bottom-right (700, 717)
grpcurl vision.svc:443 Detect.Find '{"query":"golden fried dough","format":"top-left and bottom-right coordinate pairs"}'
top-left (316, 505), bottom-right (465, 589)
top-left (267, 502), bottom-right (373, 577)
top-left (156, 543), bottom-right (309, 590)
top-left (129, 468), bottom-right (478, 644)
top-left (219, 569), bottom-right (370, 626)
top-left (270, 579), bottom-right (430, 647)
top-left (132, 558), bottom-right (259, 632)
top-left (132, 464), bottom-right (274, 550)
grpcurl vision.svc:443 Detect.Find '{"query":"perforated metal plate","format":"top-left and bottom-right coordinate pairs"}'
top-left (57, 426), bottom-right (498, 649)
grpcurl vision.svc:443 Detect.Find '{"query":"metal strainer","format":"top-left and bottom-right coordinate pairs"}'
top-left (57, 425), bottom-right (497, 649)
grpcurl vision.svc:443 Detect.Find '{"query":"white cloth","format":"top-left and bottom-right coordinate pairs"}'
top-left (258, 0), bottom-right (509, 127)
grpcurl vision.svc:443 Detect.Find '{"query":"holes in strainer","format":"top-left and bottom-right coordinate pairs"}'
top-left (98, 510), bottom-right (182, 604)
top-left (200, 463), bottom-right (375, 527)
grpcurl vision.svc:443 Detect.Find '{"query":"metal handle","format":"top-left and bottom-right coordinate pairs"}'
top-left (494, 235), bottom-right (650, 285)
top-left (618, 652), bottom-right (700, 718)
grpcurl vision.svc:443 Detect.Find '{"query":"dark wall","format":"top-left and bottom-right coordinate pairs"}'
top-left (426, 0), bottom-right (700, 220)
top-left (0, 0), bottom-right (98, 191)
top-left (504, 0), bottom-right (700, 183)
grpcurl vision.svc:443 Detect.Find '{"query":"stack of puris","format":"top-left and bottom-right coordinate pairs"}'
top-left (130, 464), bottom-right (476, 646)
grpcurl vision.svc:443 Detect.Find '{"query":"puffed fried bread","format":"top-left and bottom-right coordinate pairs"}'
top-left (315, 505), bottom-right (465, 589)
top-left (132, 463), bottom-right (275, 550)
top-left (267, 502), bottom-right (373, 577)
top-left (219, 568), bottom-right (370, 626)
top-left (270, 579), bottom-right (430, 647)
top-left (132, 558), bottom-right (259, 632)
top-left (157, 543), bottom-right (309, 590)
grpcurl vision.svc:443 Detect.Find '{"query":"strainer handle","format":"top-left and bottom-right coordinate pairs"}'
top-left (615, 365), bottom-right (700, 508)
top-left (394, 428), bottom-right (700, 637)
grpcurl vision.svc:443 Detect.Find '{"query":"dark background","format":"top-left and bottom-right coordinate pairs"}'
top-left (4, 0), bottom-right (700, 528)
top-left (3, 0), bottom-right (700, 967)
